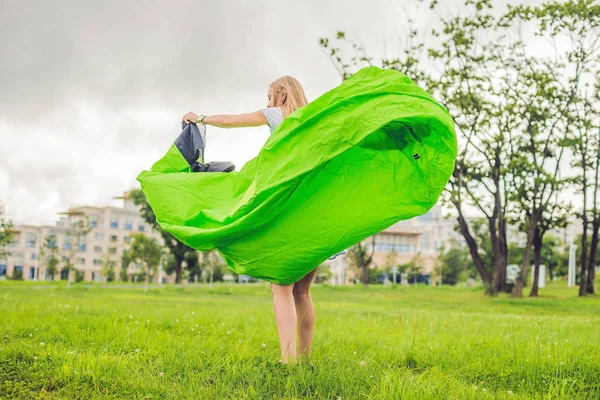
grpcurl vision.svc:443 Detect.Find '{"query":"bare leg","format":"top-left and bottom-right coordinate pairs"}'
top-left (271, 282), bottom-right (297, 364)
top-left (292, 268), bottom-right (318, 360)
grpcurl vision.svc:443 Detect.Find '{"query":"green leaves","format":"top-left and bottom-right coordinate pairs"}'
top-left (0, 202), bottom-right (13, 260)
top-left (129, 233), bottom-right (163, 273)
top-left (320, 0), bottom-right (599, 295)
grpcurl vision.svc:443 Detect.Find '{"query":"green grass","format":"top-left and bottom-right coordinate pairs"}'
top-left (0, 280), bottom-right (599, 399)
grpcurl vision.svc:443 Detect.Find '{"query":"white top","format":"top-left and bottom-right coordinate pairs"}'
top-left (261, 107), bottom-right (284, 134)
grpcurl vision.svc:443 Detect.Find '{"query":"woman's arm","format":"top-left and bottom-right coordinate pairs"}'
top-left (182, 111), bottom-right (268, 128)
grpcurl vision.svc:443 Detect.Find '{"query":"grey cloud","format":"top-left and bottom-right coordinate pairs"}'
top-left (7, 0), bottom-right (546, 225)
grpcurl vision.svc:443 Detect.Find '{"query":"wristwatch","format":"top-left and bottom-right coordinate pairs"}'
top-left (196, 114), bottom-right (207, 125)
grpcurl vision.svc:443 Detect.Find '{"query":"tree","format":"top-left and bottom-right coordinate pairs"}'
top-left (40, 234), bottom-right (60, 281)
top-left (129, 189), bottom-right (198, 284)
top-left (529, 205), bottom-right (570, 296)
top-left (319, 0), bottom-right (600, 298)
top-left (120, 249), bottom-right (132, 282)
top-left (400, 253), bottom-right (424, 286)
top-left (198, 250), bottom-right (226, 289)
top-left (435, 240), bottom-right (475, 285)
top-left (505, 0), bottom-right (600, 297)
top-left (539, 234), bottom-right (569, 280)
top-left (101, 252), bottom-right (116, 282)
top-left (496, 42), bottom-right (572, 297)
top-left (185, 250), bottom-right (200, 283)
top-left (128, 233), bottom-right (163, 292)
top-left (314, 263), bottom-right (333, 284)
top-left (383, 249), bottom-right (399, 271)
top-left (62, 215), bottom-right (91, 287)
top-left (346, 236), bottom-right (375, 287)
top-left (321, 1), bottom-right (514, 295)
top-left (0, 202), bottom-right (13, 261)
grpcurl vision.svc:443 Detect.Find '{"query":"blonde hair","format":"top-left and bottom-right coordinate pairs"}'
top-left (270, 76), bottom-right (308, 118)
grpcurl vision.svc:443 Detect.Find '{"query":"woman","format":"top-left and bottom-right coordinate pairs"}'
top-left (182, 76), bottom-right (314, 365)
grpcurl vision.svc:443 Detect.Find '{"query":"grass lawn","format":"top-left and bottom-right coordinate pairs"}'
top-left (0, 280), bottom-right (599, 399)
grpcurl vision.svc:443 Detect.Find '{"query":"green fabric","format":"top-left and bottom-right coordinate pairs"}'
top-left (137, 66), bottom-right (457, 285)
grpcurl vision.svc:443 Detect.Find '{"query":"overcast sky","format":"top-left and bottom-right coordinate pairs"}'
top-left (1, 0), bottom-right (559, 226)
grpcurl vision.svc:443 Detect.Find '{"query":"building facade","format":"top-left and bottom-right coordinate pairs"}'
top-left (0, 195), bottom-right (165, 283)
top-left (328, 204), bottom-right (464, 285)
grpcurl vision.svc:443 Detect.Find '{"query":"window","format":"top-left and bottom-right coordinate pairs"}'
top-left (77, 243), bottom-right (87, 252)
top-left (25, 232), bottom-right (37, 248)
top-left (89, 214), bottom-right (98, 228)
top-left (123, 236), bottom-right (131, 243)
top-left (29, 267), bottom-right (37, 279)
top-left (31, 253), bottom-right (37, 260)
top-left (77, 258), bottom-right (86, 265)
top-left (138, 223), bottom-right (146, 232)
top-left (110, 214), bottom-right (119, 229)
top-left (110, 235), bottom-right (118, 242)
top-left (0, 264), bottom-right (6, 277)
top-left (108, 247), bottom-right (116, 255)
top-left (95, 232), bottom-right (104, 241)
top-left (93, 259), bottom-right (102, 266)
top-left (124, 216), bottom-right (133, 231)
top-left (94, 246), bottom-right (102, 253)
top-left (63, 242), bottom-right (72, 251)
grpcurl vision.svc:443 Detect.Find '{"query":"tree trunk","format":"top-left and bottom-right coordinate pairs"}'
top-left (498, 215), bottom-right (509, 293)
top-left (587, 221), bottom-right (598, 294)
top-left (587, 139), bottom-right (599, 295)
top-left (514, 214), bottom-right (538, 298)
top-left (455, 208), bottom-right (492, 287)
top-left (529, 227), bottom-right (543, 297)
top-left (490, 216), bottom-right (506, 295)
top-left (579, 216), bottom-right (589, 296)
top-left (360, 265), bottom-right (368, 288)
top-left (579, 145), bottom-right (589, 296)
top-left (144, 265), bottom-right (149, 292)
top-left (174, 256), bottom-right (184, 284)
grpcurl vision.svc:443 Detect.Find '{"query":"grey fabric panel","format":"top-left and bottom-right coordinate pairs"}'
top-left (206, 161), bottom-right (235, 173)
top-left (175, 122), bottom-right (206, 166)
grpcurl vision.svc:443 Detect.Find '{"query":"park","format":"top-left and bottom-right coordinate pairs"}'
top-left (1, 280), bottom-right (599, 399)
top-left (1, 0), bottom-right (599, 398)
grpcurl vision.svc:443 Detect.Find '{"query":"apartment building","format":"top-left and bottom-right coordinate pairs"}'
top-left (0, 195), bottom-right (165, 282)
top-left (328, 204), bottom-right (463, 284)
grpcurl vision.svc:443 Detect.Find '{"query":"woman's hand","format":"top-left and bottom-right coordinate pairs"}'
top-left (182, 111), bottom-right (200, 124)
